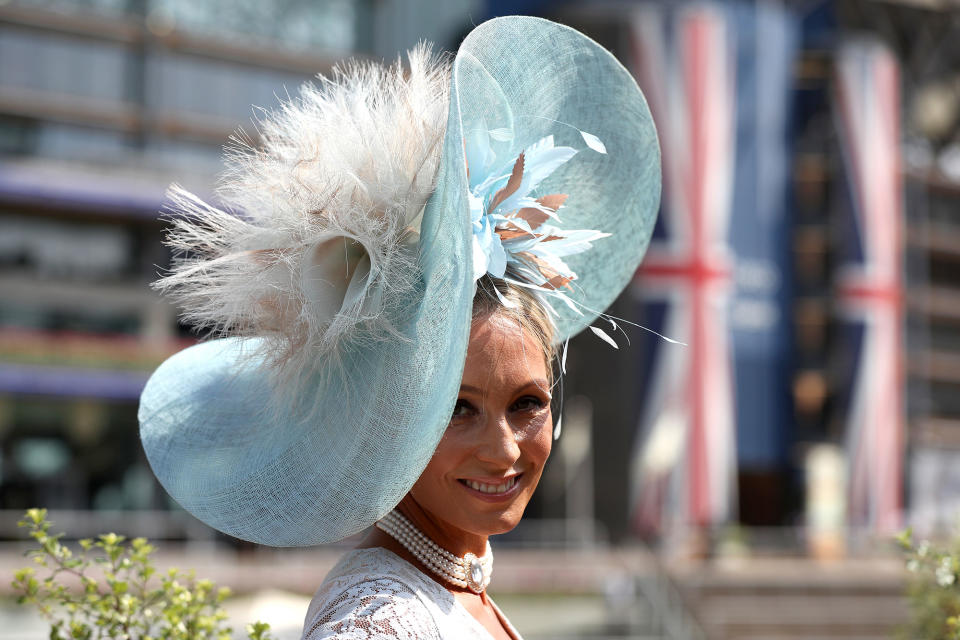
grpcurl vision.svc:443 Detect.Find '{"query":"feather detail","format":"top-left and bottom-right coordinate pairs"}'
top-left (487, 153), bottom-right (525, 214)
top-left (155, 44), bottom-right (451, 401)
top-left (496, 227), bottom-right (535, 241)
top-left (516, 251), bottom-right (571, 290)
top-left (580, 130), bottom-right (607, 154)
top-left (514, 207), bottom-right (550, 228)
top-left (544, 273), bottom-right (574, 290)
top-left (589, 325), bottom-right (619, 349)
top-left (537, 193), bottom-right (568, 212)
top-left (514, 192), bottom-right (566, 228)
top-left (463, 124), bottom-right (620, 343)
top-left (513, 192), bottom-right (567, 226)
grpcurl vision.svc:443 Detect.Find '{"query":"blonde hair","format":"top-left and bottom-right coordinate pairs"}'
top-left (472, 276), bottom-right (557, 383)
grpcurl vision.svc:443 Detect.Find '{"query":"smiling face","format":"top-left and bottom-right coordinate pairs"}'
top-left (407, 311), bottom-right (553, 539)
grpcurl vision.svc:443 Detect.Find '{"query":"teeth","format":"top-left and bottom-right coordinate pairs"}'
top-left (466, 477), bottom-right (517, 494)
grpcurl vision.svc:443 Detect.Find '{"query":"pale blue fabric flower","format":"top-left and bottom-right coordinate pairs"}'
top-left (470, 199), bottom-right (507, 279)
top-left (465, 128), bottom-right (610, 315)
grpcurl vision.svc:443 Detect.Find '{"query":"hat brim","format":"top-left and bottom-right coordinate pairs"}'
top-left (139, 15), bottom-right (658, 546)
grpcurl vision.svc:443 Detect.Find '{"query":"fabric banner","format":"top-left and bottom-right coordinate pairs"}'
top-left (628, 1), bottom-right (796, 535)
top-left (833, 39), bottom-right (904, 535)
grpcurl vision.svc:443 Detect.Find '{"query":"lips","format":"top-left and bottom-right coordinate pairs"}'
top-left (458, 474), bottom-right (523, 497)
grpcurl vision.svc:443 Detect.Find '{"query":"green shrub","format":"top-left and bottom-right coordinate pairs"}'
top-left (11, 508), bottom-right (274, 640)
top-left (897, 528), bottom-right (960, 640)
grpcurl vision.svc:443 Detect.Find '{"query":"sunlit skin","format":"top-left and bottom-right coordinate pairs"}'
top-left (363, 311), bottom-right (552, 640)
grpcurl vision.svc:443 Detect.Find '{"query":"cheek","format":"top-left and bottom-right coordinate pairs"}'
top-left (407, 453), bottom-right (448, 510)
top-left (522, 411), bottom-right (553, 469)
top-left (418, 408), bottom-right (554, 483)
top-left (413, 427), bottom-right (473, 489)
top-left (419, 435), bottom-right (458, 478)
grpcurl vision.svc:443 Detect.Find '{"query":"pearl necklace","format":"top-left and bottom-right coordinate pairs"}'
top-left (375, 509), bottom-right (493, 593)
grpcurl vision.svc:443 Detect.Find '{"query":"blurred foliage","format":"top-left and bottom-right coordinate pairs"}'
top-left (897, 528), bottom-right (960, 640)
top-left (11, 508), bottom-right (274, 640)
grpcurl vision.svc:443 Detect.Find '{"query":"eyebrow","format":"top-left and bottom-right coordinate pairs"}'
top-left (459, 380), bottom-right (551, 394)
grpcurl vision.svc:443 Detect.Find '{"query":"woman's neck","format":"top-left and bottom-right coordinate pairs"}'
top-left (394, 495), bottom-right (489, 557)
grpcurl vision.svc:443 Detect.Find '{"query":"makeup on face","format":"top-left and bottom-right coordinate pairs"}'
top-left (406, 313), bottom-right (553, 550)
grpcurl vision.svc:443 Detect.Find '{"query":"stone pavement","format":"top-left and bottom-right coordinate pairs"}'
top-left (672, 556), bottom-right (908, 640)
top-left (0, 544), bottom-right (911, 640)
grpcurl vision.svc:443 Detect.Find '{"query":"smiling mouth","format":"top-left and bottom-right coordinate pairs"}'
top-left (458, 475), bottom-right (522, 495)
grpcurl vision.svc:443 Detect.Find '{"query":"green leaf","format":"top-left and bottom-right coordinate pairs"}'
top-left (13, 509), bottom-right (243, 640)
top-left (98, 533), bottom-right (123, 546)
top-left (246, 621), bottom-right (273, 640)
top-left (895, 527), bottom-right (914, 550)
top-left (13, 566), bottom-right (35, 583)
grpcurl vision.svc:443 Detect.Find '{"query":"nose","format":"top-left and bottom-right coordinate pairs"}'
top-left (475, 410), bottom-right (521, 466)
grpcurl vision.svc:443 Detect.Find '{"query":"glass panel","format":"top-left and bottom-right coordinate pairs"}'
top-left (0, 215), bottom-right (133, 280)
top-left (10, 0), bottom-right (128, 19)
top-left (0, 25), bottom-right (128, 99)
top-left (10, 0), bottom-right (356, 52)
top-left (147, 52), bottom-right (313, 119)
top-left (156, 0), bottom-right (355, 53)
top-left (1, 397), bottom-right (155, 511)
top-left (34, 123), bottom-right (128, 162)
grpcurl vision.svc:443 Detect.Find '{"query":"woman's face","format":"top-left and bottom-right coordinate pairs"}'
top-left (408, 312), bottom-right (553, 538)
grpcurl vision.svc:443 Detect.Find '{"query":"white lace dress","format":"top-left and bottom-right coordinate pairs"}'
top-left (301, 548), bottom-right (522, 639)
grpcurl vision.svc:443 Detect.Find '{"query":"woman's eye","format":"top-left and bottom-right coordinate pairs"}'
top-left (512, 396), bottom-right (546, 412)
top-left (451, 399), bottom-right (475, 418)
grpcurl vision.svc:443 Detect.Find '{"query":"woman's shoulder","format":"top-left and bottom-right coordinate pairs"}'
top-left (301, 548), bottom-right (449, 640)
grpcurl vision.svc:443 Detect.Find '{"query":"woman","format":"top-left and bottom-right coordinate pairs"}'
top-left (302, 279), bottom-right (554, 639)
top-left (138, 15), bottom-right (660, 639)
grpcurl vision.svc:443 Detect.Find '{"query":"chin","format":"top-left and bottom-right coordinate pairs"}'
top-left (409, 464), bottom-right (548, 542)
top-left (473, 514), bottom-right (521, 537)
top-left (462, 496), bottom-right (533, 537)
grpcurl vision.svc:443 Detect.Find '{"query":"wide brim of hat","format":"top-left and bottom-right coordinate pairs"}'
top-left (139, 15), bottom-right (659, 546)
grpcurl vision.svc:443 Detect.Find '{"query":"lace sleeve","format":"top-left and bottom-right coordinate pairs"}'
top-left (302, 577), bottom-right (442, 640)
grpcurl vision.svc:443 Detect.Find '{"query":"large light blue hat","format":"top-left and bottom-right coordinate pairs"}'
top-left (139, 16), bottom-right (660, 546)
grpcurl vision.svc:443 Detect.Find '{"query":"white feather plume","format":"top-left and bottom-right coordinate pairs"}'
top-left (157, 45), bottom-right (450, 395)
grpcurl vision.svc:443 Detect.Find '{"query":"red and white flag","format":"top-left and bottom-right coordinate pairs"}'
top-left (834, 40), bottom-right (905, 535)
top-left (628, 5), bottom-right (738, 535)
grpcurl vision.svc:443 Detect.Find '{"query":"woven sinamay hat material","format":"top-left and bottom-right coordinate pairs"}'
top-left (139, 16), bottom-right (660, 546)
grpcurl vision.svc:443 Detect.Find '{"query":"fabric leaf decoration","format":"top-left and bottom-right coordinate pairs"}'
top-left (580, 130), bottom-right (607, 154)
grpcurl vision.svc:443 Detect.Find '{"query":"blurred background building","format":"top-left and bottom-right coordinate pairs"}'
top-left (3, 0), bottom-right (960, 639)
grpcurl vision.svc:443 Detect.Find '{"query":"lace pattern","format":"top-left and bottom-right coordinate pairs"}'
top-left (301, 548), bottom-right (521, 640)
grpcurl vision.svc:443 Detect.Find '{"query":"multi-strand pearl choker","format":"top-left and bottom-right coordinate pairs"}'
top-left (375, 509), bottom-right (493, 594)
